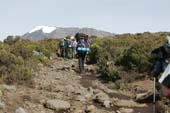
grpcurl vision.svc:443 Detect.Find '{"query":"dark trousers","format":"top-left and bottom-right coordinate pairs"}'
top-left (152, 60), bottom-right (168, 76)
top-left (77, 52), bottom-right (86, 73)
top-left (60, 47), bottom-right (65, 58)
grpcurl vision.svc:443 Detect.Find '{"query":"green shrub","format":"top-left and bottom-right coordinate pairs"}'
top-left (0, 42), bottom-right (10, 52)
top-left (0, 50), bottom-right (32, 84)
top-left (38, 38), bottom-right (59, 54)
top-left (9, 38), bottom-right (55, 64)
top-left (88, 33), bottom-right (167, 82)
top-left (89, 38), bottom-right (113, 64)
top-left (88, 38), bottom-right (120, 82)
top-left (115, 44), bottom-right (151, 72)
top-left (4, 36), bottom-right (15, 45)
top-left (103, 68), bottom-right (120, 82)
top-left (99, 61), bottom-right (120, 82)
top-left (0, 37), bottom-right (60, 84)
top-left (10, 39), bottom-right (36, 59)
top-left (89, 43), bottom-right (102, 64)
top-left (34, 55), bottom-right (49, 64)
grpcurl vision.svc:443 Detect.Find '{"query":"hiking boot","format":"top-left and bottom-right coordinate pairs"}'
top-left (80, 70), bottom-right (85, 75)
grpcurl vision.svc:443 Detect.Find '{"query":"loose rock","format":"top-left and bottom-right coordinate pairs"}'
top-left (45, 99), bottom-right (71, 111)
top-left (118, 107), bottom-right (134, 113)
top-left (94, 91), bottom-right (110, 104)
top-left (14, 107), bottom-right (26, 113)
top-left (0, 101), bottom-right (5, 109)
top-left (103, 100), bottom-right (112, 108)
top-left (85, 105), bottom-right (96, 113)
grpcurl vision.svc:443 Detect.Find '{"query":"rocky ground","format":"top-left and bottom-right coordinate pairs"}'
top-left (0, 58), bottom-right (166, 113)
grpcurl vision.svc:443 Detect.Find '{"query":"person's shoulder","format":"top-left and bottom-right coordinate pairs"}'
top-left (151, 46), bottom-right (164, 53)
top-left (159, 46), bottom-right (165, 49)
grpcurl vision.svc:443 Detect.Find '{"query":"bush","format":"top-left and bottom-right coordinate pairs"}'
top-left (88, 33), bottom-right (169, 82)
top-left (4, 36), bottom-right (21, 45)
top-left (0, 50), bottom-right (32, 84)
top-left (115, 44), bottom-right (151, 72)
top-left (38, 38), bottom-right (59, 56)
top-left (88, 38), bottom-right (120, 82)
top-left (89, 38), bottom-right (113, 63)
top-left (0, 42), bottom-right (10, 52)
top-left (99, 61), bottom-right (120, 82)
top-left (89, 43), bottom-right (102, 64)
top-left (10, 38), bottom-right (57, 65)
top-left (103, 68), bottom-right (120, 82)
top-left (34, 55), bottom-right (49, 65)
top-left (0, 38), bottom-right (60, 84)
top-left (10, 39), bottom-right (36, 59)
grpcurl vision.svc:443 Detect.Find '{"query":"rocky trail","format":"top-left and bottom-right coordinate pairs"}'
top-left (0, 58), bottom-right (156, 113)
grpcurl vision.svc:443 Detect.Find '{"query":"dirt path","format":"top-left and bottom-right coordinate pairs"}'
top-left (0, 58), bottom-right (155, 113)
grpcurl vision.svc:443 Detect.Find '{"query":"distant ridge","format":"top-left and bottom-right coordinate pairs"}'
top-left (22, 26), bottom-right (114, 40)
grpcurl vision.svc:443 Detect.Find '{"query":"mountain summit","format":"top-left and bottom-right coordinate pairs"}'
top-left (23, 26), bottom-right (114, 40)
top-left (29, 26), bottom-right (56, 33)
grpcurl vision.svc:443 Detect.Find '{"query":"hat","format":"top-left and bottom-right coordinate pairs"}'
top-left (70, 36), bottom-right (74, 40)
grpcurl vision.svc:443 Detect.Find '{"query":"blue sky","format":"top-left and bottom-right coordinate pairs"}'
top-left (0, 0), bottom-right (170, 40)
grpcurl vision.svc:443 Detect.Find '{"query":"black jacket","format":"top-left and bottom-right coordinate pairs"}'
top-left (151, 46), bottom-right (170, 61)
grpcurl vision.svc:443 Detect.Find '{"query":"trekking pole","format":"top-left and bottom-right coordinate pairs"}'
top-left (153, 77), bottom-right (156, 113)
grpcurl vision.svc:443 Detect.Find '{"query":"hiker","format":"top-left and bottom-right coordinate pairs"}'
top-left (59, 38), bottom-right (66, 57)
top-left (75, 33), bottom-right (91, 73)
top-left (65, 36), bottom-right (73, 59)
top-left (151, 35), bottom-right (170, 99)
top-left (84, 35), bottom-right (91, 64)
top-left (71, 36), bottom-right (77, 58)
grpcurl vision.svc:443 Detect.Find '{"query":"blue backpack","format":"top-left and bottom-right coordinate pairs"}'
top-left (76, 38), bottom-right (90, 52)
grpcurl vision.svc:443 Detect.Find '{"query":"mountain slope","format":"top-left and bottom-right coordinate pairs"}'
top-left (22, 26), bottom-right (114, 40)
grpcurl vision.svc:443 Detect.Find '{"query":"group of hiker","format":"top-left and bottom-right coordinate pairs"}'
top-left (59, 33), bottom-right (91, 73)
top-left (59, 35), bottom-right (77, 59)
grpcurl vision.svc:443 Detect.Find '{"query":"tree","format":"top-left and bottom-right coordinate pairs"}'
top-left (4, 36), bottom-right (14, 45)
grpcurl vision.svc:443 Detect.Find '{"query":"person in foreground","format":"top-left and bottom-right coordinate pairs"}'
top-left (151, 35), bottom-right (170, 99)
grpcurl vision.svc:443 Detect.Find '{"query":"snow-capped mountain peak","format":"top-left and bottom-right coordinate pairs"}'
top-left (29, 26), bottom-right (56, 33)
top-left (23, 26), bottom-right (114, 40)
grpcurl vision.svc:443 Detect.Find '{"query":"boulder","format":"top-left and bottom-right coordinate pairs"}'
top-left (103, 100), bottom-right (112, 108)
top-left (45, 99), bottom-right (70, 111)
top-left (85, 105), bottom-right (96, 113)
top-left (93, 91), bottom-right (110, 104)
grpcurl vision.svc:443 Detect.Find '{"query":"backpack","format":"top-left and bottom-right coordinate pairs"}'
top-left (76, 38), bottom-right (90, 53)
top-left (65, 40), bottom-right (72, 48)
top-left (59, 40), bottom-right (65, 47)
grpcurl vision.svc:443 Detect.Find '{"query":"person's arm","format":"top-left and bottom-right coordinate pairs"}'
top-left (150, 47), bottom-right (164, 78)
